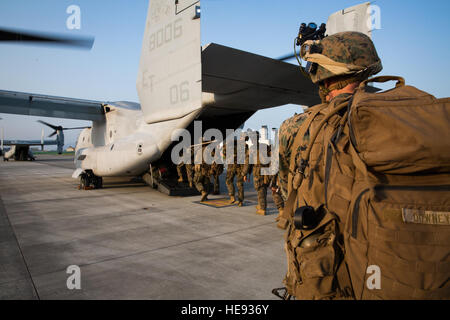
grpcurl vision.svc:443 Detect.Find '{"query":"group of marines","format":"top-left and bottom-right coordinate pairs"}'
top-left (176, 135), bottom-right (286, 228)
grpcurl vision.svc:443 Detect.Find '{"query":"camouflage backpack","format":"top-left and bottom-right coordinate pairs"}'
top-left (282, 76), bottom-right (450, 300)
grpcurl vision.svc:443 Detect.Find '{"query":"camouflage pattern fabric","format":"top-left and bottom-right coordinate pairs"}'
top-left (193, 146), bottom-right (211, 194)
top-left (278, 112), bottom-right (309, 198)
top-left (177, 162), bottom-right (193, 184)
top-left (253, 173), bottom-right (268, 210)
top-left (224, 142), bottom-right (250, 202)
top-left (210, 162), bottom-right (224, 194)
top-left (272, 191), bottom-right (284, 210)
top-left (177, 148), bottom-right (195, 186)
top-left (251, 143), bottom-right (271, 210)
top-left (269, 174), bottom-right (284, 210)
top-left (304, 31), bottom-right (382, 84)
top-left (194, 163), bottom-right (211, 194)
top-left (185, 163), bottom-right (194, 186)
top-left (176, 162), bottom-right (185, 181)
top-left (226, 164), bottom-right (245, 202)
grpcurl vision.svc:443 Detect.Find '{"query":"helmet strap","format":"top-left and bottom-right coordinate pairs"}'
top-left (319, 73), bottom-right (369, 102)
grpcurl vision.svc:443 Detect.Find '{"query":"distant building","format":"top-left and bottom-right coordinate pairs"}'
top-left (66, 146), bottom-right (75, 152)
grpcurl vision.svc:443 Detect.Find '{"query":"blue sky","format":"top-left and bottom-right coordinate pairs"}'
top-left (0, 0), bottom-right (449, 147)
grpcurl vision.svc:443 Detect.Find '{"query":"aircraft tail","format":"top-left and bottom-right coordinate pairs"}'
top-left (136, 0), bottom-right (202, 124)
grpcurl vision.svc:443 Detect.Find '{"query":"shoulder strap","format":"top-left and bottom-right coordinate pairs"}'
top-left (288, 105), bottom-right (326, 173)
top-left (281, 106), bottom-right (325, 221)
top-left (283, 98), bottom-right (351, 220)
top-left (359, 75), bottom-right (405, 90)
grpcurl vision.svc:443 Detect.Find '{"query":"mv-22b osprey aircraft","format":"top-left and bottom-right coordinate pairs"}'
top-left (0, 1), bottom-right (374, 194)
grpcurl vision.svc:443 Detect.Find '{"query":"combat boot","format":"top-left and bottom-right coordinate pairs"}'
top-left (237, 201), bottom-right (243, 207)
top-left (229, 195), bottom-right (236, 203)
top-left (177, 177), bottom-right (184, 183)
top-left (256, 208), bottom-right (266, 215)
top-left (201, 191), bottom-right (208, 202)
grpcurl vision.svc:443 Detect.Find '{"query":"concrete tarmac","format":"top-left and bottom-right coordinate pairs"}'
top-left (0, 155), bottom-right (286, 300)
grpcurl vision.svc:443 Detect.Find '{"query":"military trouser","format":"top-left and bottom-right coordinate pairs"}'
top-left (254, 175), bottom-right (268, 210)
top-left (194, 171), bottom-right (210, 194)
top-left (272, 190), bottom-right (284, 210)
top-left (210, 164), bottom-right (223, 194)
top-left (185, 164), bottom-right (194, 187)
top-left (225, 165), bottom-right (244, 202)
top-left (176, 163), bottom-right (185, 181)
top-left (212, 174), bottom-right (220, 193)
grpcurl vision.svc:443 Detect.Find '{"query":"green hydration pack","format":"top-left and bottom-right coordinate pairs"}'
top-left (282, 76), bottom-right (450, 300)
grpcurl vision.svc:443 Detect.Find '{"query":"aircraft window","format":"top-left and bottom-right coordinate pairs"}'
top-left (83, 137), bottom-right (85, 142)
top-left (110, 131), bottom-right (113, 138)
top-left (110, 144), bottom-right (114, 151)
top-left (77, 155), bottom-right (86, 160)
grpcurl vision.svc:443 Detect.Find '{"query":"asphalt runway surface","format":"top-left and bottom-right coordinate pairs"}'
top-left (0, 154), bottom-right (286, 299)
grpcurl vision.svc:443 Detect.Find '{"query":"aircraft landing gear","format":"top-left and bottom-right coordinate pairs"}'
top-left (79, 171), bottom-right (103, 190)
top-left (93, 176), bottom-right (103, 189)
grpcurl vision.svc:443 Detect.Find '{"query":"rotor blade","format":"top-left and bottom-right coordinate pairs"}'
top-left (62, 127), bottom-right (90, 130)
top-left (48, 131), bottom-right (57, 138)
top-left (37, 120), bottom-right (59, 131)
top-left (0, 28), bottom-right (94, 50)
top-left (277, 53), bottom-right (296, 61)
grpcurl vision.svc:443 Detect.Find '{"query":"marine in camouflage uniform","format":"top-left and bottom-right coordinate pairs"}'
top-left (279, 31), bottom-right (382, 197)
top-left (176, 162), bottom-right (187, 182)
top-left (193, 145), bottom-right (211, 202)
top-left (210, 161), bottom-right (224, 195)
top-left (224, 139), bottom-right (250, 207)
top-left (250, 142), bottom-right (271, 215)
top-left (176, 146), bottom-right (195, 188)
top-left (269, 173), bottom-right (287, 229)
top-left (278, 32), bottom-right (382, 299)
top-left (185, 163), bottom-right (194, 188)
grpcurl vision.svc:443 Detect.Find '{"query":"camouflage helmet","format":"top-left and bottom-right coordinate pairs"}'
top-left (301, 31), bottom-right (382, 84)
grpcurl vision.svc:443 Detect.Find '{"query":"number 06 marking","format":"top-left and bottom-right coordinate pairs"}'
top-left (170, 81), bottom-right (190, 104)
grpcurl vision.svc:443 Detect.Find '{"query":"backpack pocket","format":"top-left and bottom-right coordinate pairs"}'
top-left (349, 87), bottom-right (450, 174)
top-left (349, 184), bottom-right (450, 299)
top-left (287, 216), bottom-right (345, 300)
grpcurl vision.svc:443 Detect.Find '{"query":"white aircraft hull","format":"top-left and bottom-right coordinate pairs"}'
top-left (74, 102), bottom-right (200, 177)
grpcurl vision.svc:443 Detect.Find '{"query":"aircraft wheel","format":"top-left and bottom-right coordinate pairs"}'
top-left (93, 176), bottom-right (103, 189)
top-left (80, 174), bottom-right (91, 189)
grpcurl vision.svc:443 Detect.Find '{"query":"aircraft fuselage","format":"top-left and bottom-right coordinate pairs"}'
top-left (74, 101), bottom-right (199, 178)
